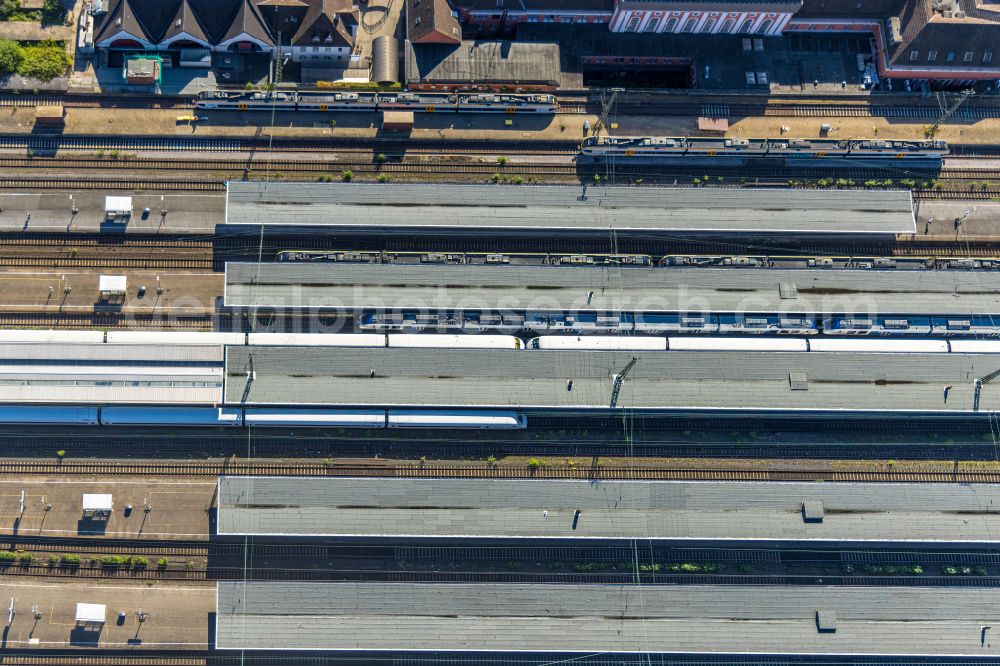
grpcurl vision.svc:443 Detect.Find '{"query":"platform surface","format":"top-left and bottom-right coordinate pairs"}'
top-left (217, 477), bottom-right (1000, 542)
top-left (0, 479), bottom-right (214, 540)
top-left (0, 192), bottom-right (225, 234)
top-left (225, 346), bottom-right (1000, 413)
top-left (226, 183), bottom-right (916, 235)
top-left (1, 580), bottom-right (212, 649)
top-left (216, 582), bottom-right (1000, 656)
top-left (224, 262), bottom-right (1000, 315)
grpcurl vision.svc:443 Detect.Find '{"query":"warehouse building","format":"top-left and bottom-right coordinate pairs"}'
top-left (216, 581), bottom-right (1000, 656)
top-left (217, 476), bottom-right (1000, 544)
top-left (224, 346), bottom-right (1000, 413)
top-left (225, 183), bottom-right (915, 237)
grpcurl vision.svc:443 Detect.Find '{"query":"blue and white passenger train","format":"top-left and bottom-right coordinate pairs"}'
top-left (580, 136), bottom-right (948, 167)
top-left (359, 311), bottom-right (1000, 337)
top-left (1, 327), bottom-right (999, 428)
top-left (195, 90), bottom-right (558, 114)
top-left (0, 406), bottom-right (526, 430)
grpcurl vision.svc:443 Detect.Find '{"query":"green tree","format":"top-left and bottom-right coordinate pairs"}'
top-left (0, 39), bottom-right (23, 75)
top-left (18, 43), bottom-right (70, 82)
top-left (42, 0), bottom-right (66, 23)
top-left (0, 0), bottom-right (19, 19)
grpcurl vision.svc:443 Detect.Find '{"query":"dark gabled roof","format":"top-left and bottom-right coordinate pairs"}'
top-left (219, 0), bottom-right (275, 44)
top-left (128, 0), bottom-right (182, 42)
top-left (795, 0), bottom-right (905, 18)
top-left (450, 0), bottom-right (613, 10)
top-left (183, 0), bottom-right (240, 42)
top-left (162, 0), bottom-right (211, 44)
top-left (407, 0), bottom-right (462, 44)
top-left (292, 0), bottom-right (358, 47)
top-left (95, 0), bottom-right (157, 44)
top-left (888, 0), bottom-right (1000, 69)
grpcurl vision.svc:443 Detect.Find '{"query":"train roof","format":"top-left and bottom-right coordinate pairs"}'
top-left (224, 346), bottom-right (1000, 413)
top-left (216, 581), bottom-right (1000, 656)
top-left (586, 136), bottom-right (948, 151)
top-left (217, 476), bottom-right (1000, 543)
top-left (224, 263), bottom-right (1000, 316)
top-left (224, 182), bottom-right (915, 236)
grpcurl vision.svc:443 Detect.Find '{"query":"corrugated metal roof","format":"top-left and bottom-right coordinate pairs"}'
top-left (217, 477), bottom-right (1000, 541)
top-left (0, 342), bottom-right (224, 404)
top-left (224, 262), bottom-right (1000, 314)
top-left (225, 183), bottom-right (915, 234)
top-left (0, 343), bottom-right (223, 363)
top-left (225, 346), bottom-right (994, 412)
top-left (0, 385), bottom-right (222, 404)
top-left (216, 582), bottom-right (1000, 655)
top-left (404, 40), bottom-right (561, 85)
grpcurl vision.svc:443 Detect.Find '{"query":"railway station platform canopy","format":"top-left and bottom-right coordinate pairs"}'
top-left (217, 477), bottom-right (1000, 544)
top-left (216, 581), bottom-right (1000, 657)
top-left (223, 182), bottom-right (916, 237)
top-left (0, 339), bottom-right (223, 404)
top-left (224, 262), bottom-right (1000, 315)
top-left (225, 346), bottom-right (1000, 413)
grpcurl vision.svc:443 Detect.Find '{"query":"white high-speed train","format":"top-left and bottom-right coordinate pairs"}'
top-left (0, 329), bottom-right (997, 430)
top-left (526, 335), bottom-right (1000, 354)
top-left (0, 406), bottom-right (526, 429)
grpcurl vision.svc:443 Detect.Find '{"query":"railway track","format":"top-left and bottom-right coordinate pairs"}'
top-left (0, 657), bottom-right (206, 666)
top-left (0, 94), bottom-right (194, 110)
top-left (0, 176), bottom-right (225, 191)
top-left (0, 536), bottom-right (206, 557)
top-left (0, 459), bottom-right (996, 482)
top-left (0, 312), bottom-right (217, 330)
top-left (0, 238), bottom-right (214, 270)
top-left (0, 134), bottom-right (579, 155)
top-left (2, 172), bottom-right (996, 202)
top-left (8, 155), bottom-right (997, 180)
top-left (0, 256), bottom-right (212, 269)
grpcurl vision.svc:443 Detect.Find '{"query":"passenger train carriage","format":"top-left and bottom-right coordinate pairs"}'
top-left (196, 90), bottom-right (557, 114)
top-left (0, 327), bottom-right (999, 428)
top-left (580, 136), bottom-right (948, 166)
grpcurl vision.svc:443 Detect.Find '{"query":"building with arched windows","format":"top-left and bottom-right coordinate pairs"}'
top-left (439, 0), bottom-right (1000, 84)
top-left (608, 2), bottom-right (800, 36)
top-left (92, 0), bottom-right (360, 67)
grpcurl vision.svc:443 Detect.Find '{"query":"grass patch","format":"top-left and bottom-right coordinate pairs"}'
top-left (0, 39), bottom-right (69, 81)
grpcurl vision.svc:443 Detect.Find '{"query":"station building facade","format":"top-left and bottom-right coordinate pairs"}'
top-left (92, 0), bottom-right (359, 67)
top-left (439, 0), bottom-right (1000, 83)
